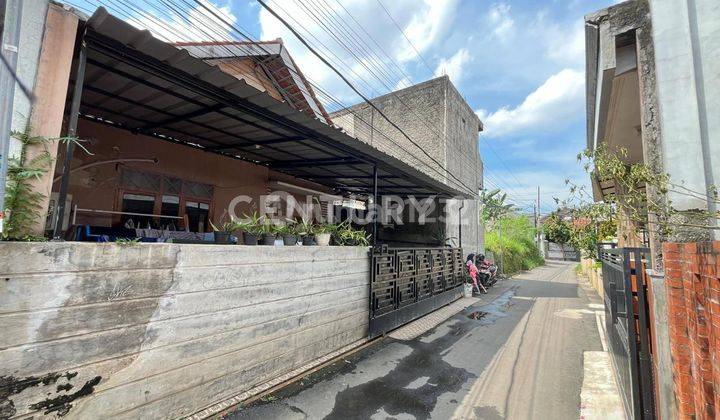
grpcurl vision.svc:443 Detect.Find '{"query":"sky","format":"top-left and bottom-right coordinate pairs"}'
top-left (72, 0), bottom-right (618, 215)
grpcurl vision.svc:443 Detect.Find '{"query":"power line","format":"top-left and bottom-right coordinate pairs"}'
top-left (252, 0), bottom-right (478, 197)
top-left (374, 0), bottom-right (434, 74)
top-left (71, 0), bottom-right (479, 197)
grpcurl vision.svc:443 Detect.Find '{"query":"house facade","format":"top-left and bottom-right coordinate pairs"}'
top-left (0, 2), bottom-right (483, 418)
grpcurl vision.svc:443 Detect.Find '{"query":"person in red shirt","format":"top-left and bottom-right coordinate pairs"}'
top-left (466, 254), bottom-right (487, 294)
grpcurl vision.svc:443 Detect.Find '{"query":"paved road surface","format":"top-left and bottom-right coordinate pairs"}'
top-left (225, 261), bottom-right (603, 420)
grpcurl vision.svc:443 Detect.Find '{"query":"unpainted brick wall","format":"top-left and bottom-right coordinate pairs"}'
top-left (663, 242), bottom-right (720, 418)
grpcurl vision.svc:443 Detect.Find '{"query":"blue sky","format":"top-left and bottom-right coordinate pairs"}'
top-left (72, 0), bottom-right (616, 214)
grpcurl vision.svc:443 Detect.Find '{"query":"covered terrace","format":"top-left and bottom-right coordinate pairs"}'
top-left (52, 8), bottom-right (468, 244)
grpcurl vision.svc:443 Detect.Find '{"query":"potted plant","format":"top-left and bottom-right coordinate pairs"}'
top-left (238, 212), bottom-right (264, 245)
top-left (259, 219), bottom-right (277, 245)
top-left (209, 219), bottom-right (238, 244)
top-left (314, 222), bottom-right (335, 246)
top-left (278, 220), bottom-right (298, 246)
top-left (334, 223), bottom-right (370, 246)
top-left (297, 220), bottom-right (315, 246)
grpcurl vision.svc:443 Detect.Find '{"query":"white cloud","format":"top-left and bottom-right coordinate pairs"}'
top-left (434, 48), bottom-right (471, 85)
top-left (542, 19), bottom-right (585, 67)
top-left (395, 0), bottom-right (459, 62)
top-left (257, 0), bottom-right (459, 104)
top-left (488, 3), bottom-right (515, 39)
top-left (476, 68), bottom-right (584, 137)
top-left (126, 0), bottom-right (237, 43)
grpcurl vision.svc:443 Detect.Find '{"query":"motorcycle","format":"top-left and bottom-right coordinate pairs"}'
top-left (476, 254), bottom-right (498, 288)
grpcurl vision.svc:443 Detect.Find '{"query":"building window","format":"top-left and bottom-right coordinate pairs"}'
top-left (118, 169), bottom-right (214, 231)
top-left (185, 201), bottom-right (210, 233)
top-left (121, 193), bottom-right (155, 228)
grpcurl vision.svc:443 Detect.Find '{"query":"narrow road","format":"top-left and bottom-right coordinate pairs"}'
top-left (225, 261), bottom-right (603, 420)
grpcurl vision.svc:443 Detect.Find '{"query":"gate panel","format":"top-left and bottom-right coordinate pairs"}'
top-left (599, 246), bottom-right (656, 419)
top-left (370, 245), bottom-right (465, 338)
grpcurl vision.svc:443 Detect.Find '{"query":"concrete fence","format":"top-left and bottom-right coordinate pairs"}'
top-left (0, 242), bottom-right (370, 419)
top-left (543, 241), bottom-right (580, 262)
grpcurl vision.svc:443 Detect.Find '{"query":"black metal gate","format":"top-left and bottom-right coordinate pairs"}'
top-left (599, 246), bottom-right (656, 419)
top-left (369, 245), bottom-right (465, 338)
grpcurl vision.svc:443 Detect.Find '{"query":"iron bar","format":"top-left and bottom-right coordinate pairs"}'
top-left (54, 41), bottom-right (87, 239)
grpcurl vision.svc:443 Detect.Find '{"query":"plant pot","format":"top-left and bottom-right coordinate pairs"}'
top-left (301, 235), bottom-right (316, 246)
top-left (282, 234), bottom-right (297, 246)
top-left (243, 233), bottom-right (258, 245)
top-left (214, 231), bottom-right (231, 244)
top-left (315, 233), bottom-right (331, 246)
top-left (261, 234), bottom-right (276, 245)
top-left (463, 283), bottom-right (473, 298)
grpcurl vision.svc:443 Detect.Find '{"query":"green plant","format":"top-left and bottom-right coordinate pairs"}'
top-left (295, 219), bottom-right (314, 237)
top-left (485, 214), bottom-right (544, 275)
top-left (542, 213), bottom-right (573, 244)
top-left (2, 126), bottom-right (90, 240)
top-left (115, 237), bottom-right (140, 246)
top-left (274, 219), bottom-right (296, 236)
top-left (333, 221), bottom-right (370, 246)
top-left (238, 212), bottom-right (265, 236)
top-left (481, 189), bottom-right (515, 223)
top-left (562, 144), bottom-right (720, 248)
top-left (209, 219), bottom-right (239, 234)
top-left (313, 222), bottom-right (338, 235)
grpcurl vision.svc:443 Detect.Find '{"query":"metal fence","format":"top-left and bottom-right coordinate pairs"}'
top-left (599, 246), bottom-right (656, 419)
top-left (369, 246), bottom-right (465, 338)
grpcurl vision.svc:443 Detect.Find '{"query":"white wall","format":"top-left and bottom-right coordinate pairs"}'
top-left (7, 0), bottom-right (48, 158)
top-left (650, 0), bottom-right (720, 221)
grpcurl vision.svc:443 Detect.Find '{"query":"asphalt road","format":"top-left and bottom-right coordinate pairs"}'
top-left (225, 261), bottom-right (603, 420)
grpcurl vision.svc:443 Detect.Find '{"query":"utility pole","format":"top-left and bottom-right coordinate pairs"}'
top-left (0, 0), bottom-right (24, 237)
top-left (536, 186), bottom-right (541, 244)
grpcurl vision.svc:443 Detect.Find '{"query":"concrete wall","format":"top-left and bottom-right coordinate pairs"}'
top-left (330, 76), bottom-right (484, 253)
top-left (0, 242), bottom-right (369, 419)
top-left (7, 0), bottom-right (49, 159)
top-left (650, 0), bottom-right (719, 238)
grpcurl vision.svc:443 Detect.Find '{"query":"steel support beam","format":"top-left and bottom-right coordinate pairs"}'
top-left (268, 157), bottom-right (361, 168)
top-left (54, 41), bottom-right (87, 239)
top-left (373, 164), bottom-right (378, 245)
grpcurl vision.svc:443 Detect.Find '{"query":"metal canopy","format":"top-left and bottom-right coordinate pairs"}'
top-left (74, 8), bottom-right (469, 199)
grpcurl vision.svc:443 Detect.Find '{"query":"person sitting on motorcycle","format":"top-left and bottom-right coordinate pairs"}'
top-left (476, 254), bottom-right (498, 284)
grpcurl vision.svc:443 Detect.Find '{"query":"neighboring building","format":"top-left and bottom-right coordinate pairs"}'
top-left (585, 1), bottom-right (719, 419)
top-left (331, 76), bottom-right (485, 252)
top-left (585, 0), bottom-right (719, 264)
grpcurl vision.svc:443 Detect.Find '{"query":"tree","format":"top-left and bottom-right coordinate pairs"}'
top-left (542, 213), bottom-right (572, 244)
top-left (481, 189), bottom-right (514, 224)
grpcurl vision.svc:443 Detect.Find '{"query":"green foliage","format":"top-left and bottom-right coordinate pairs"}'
top-left (332, 220), bottom-right (370, 246)
top-left (209, 219), bottom-right (240, 234)
top-left (542, 213), bottom-right (572, 244)
top-left (563, 144), bottom-right (720, 246)
top-left (481, 189), bottom-right (514, 223)
top-left (485, 214), bottom-right (544, 275)
top-left (115, 237), bottom-right (140, 246)
top-left (3, 126), bottom-right (89, 240)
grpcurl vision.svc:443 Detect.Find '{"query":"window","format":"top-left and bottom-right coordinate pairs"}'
top-left (185, 201), bottom-right (210, 233)
top-left (121, 193), bottom-right (155, 228)
top-left (161, 195), bottom-right (180, 217)
top-left (118, 169), bottom-right (214, 231)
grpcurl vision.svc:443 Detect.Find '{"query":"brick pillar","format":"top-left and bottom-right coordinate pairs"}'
top-left (663, 242), bottom-right (720, 419)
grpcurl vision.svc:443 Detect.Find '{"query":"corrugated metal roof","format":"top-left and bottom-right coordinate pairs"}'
top-left (76, 8), bottom-right (469, 198)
